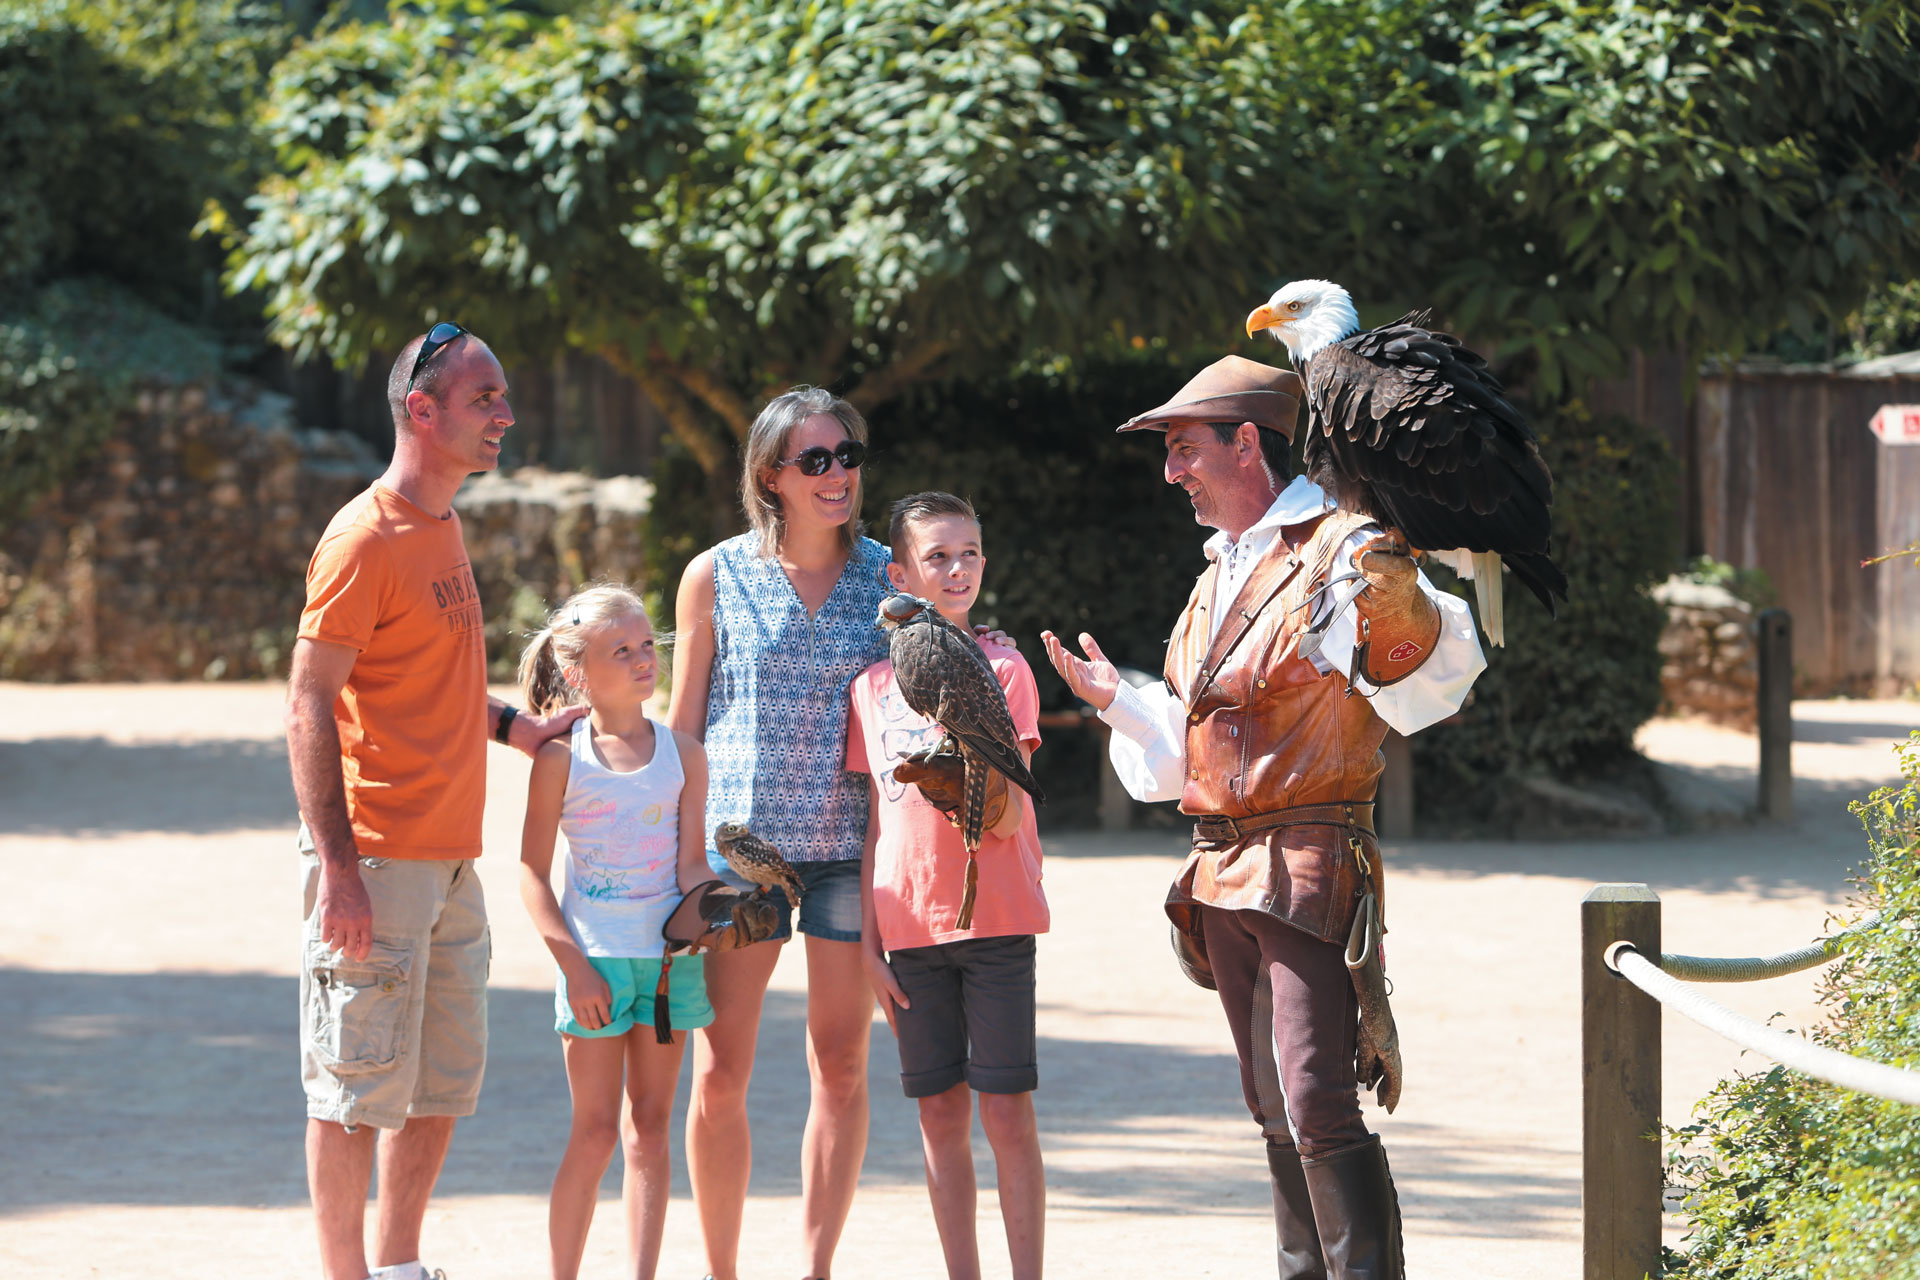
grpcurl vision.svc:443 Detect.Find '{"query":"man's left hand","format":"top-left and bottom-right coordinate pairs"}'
top-left (974, 625), bottom-right (1017, 648)
top-left (508, 704), bottom-right (588, 757)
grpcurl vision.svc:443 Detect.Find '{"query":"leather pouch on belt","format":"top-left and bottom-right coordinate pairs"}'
top-left (1345, 888), bottom-right (1402, 1112)
top-left (1163, 867), bottom-right (1216, 990)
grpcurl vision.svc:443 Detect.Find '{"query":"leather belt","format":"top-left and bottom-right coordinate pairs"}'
top-left (1192, 801), bottom-right (1375, 844)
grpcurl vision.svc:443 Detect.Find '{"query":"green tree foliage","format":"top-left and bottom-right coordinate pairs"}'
top-left (225, 0), bottom-right (1308, 493)
top-left (1263, 0), bottom-right (1920, 398)
top-left (1412, 410), bottom-right (1678, 807)
top-left (1, 1), bottom-right (277, 518)
top-left (1, 0), bottom-right (285, 315)
top-left (1666, 734), bottom-right (1920, 1279)
top-left (228, 0), bottom-right (1920, 485)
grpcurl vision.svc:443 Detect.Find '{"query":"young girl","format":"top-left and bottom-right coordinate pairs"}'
top-left (518, 583), bottom-right (712, 1280)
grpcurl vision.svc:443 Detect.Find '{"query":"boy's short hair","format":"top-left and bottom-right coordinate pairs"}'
top-left (888, 491), bottom-right (980, 560)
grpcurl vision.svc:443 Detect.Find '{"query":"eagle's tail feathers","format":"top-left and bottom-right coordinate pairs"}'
top-left (1473, 550), bottom-right (1504, 648)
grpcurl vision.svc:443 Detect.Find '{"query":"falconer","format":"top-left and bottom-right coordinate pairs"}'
top-left (1042, 356), bottom-right (1486, 1279)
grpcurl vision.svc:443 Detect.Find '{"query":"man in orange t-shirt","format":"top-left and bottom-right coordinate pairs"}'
top-left (286, 324), bottom-right (580, 1280)
top-left (850, 492), bottom-right (1048, 1280)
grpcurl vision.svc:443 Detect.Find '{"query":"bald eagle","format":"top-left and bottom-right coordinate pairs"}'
top-left (1246, 279), bottom-right (1567, 646)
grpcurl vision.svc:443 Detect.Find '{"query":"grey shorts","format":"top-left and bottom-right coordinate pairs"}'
top-left (704, 852), bottom-right (862, 943)
top-left (298, 835), bottom-right (490, 1130)
top-left (886, 934), bottom-right (1038, 1098)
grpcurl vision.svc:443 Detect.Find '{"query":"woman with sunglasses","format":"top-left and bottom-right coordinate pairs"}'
top-left (667, 386), bottom-right (886, 1280)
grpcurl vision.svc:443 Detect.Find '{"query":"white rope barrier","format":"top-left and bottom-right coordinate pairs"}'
top-left (1605, 941), bottom-right (1920, 1107)
top-left (1657, 913), bottom-right (1884, 983)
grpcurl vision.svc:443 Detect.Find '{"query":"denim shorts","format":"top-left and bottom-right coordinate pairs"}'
top-left (703, 852), bottom-right (862, 943)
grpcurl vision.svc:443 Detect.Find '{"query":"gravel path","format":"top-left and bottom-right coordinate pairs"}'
top-left (0, 683), bottom-right (1910, 1278)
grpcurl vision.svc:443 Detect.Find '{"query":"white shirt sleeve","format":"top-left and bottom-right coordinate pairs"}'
top-left (1315, 532), bottom-right (1487, 736)
top-left (1095, 678), bottom-right (1190, 804)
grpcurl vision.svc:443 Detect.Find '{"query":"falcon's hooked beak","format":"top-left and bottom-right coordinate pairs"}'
top-left (1246, 303), bottom-right (1285, 338)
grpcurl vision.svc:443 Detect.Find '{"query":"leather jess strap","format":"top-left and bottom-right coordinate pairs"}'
top-left (1193, 801), bottom-right (1375, 844)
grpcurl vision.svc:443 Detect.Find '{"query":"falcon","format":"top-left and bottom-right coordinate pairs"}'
top-left (1247, 279), bottom-right (1568, 645)
top-left (876, 594), bottom-right (1043, 852)
top-left (712, 822), bottom-right (804, 905)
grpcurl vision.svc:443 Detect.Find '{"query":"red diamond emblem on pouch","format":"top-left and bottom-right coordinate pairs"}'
top-left (1387, 641), bottom-right (1421, 662)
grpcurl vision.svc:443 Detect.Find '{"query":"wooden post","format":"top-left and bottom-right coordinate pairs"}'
top-left (1756, 608), bottom-right (1793, 822)
top-left (1378, 730), bottom-right (1414, 839)
top-left (1582, 884), bottom-right (1662, 1280)
top-left (1096, 721), bottom-right (1131, 832)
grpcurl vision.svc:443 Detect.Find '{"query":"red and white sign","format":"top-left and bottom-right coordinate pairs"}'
top-left (1870, 404), bottom-right (1920, 444)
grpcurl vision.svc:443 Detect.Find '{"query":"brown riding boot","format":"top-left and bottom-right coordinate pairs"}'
top-left (1299, 1134), bottom-right (1405, 1279)
top-left (1268, 1140), bottom-right (1330, 1279)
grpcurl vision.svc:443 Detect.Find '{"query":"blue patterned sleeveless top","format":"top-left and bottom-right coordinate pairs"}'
top-left (703, 532), bottom-right (892, 864)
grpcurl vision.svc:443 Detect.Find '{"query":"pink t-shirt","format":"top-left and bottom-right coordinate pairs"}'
top-left (846, 642), bottom-right (1049, 951)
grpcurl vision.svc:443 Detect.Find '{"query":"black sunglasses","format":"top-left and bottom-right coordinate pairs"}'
top-left (406, 322), bottom-right (469, 391)
top-left (778, 439), bottom-right (867, 476)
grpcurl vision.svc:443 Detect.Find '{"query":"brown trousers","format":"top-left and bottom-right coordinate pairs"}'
top-left (1201, 903), bottom-right (1368, 1157)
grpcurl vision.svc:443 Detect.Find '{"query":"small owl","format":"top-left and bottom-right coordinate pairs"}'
top-left (713, 822), bottom-right (805, 905)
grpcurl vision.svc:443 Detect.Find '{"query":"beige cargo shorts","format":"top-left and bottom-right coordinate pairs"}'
top-left (298, 830), bottom-right (490, 1131)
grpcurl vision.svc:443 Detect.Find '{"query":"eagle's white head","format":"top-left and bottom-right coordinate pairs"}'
top-left (1245, 279), bottom-right (1360, 363)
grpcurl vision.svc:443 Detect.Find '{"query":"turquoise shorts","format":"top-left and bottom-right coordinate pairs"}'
top-left (554, 954), bottom-right (713, 1039)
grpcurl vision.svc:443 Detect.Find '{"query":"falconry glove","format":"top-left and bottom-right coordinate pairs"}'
top-left (1350, 531), bottom-right (1441, 688)
top-left (1345, 889), bottom-right (1403, 1112)
top-left (895, 736), bottom-right (1010, 830)
top-left (653, 881), bottom-right (780, 1043)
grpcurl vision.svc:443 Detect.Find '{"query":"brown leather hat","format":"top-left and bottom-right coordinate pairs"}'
top-left (1116, 355), bottom-right (1304, 440)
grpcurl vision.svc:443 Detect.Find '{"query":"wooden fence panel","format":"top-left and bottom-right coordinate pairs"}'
top-left (1693, 368), bottom-right (1920, 690)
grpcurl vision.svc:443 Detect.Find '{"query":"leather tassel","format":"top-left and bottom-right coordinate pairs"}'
top-left (956, 852), bottom-right (979, 930)
top-left (652, 955), bottom-right (675, 1045)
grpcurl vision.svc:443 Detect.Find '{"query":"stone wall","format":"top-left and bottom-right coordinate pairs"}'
top-left (1652, 578), bottom-right (1758, 729)
top-left (0, 381), bottom-right (655, 681)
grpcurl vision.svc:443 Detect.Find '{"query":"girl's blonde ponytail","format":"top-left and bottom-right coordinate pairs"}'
top-left (517, 626), bottom-right (575, 716)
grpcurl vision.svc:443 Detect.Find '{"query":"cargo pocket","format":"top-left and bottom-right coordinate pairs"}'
top-left (306, 937), bottom-right (413, 1075)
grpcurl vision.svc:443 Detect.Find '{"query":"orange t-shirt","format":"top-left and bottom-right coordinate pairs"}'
top-left (298, 484), bottom-right (488, 860)
top-left (845, 643), bottom-right (1048, 951)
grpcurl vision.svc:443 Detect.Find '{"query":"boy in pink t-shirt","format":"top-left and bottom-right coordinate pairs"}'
top-left (849, 492), bottom-right (1048, 1279)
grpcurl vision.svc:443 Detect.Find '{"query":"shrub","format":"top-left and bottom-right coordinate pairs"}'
top-left (1665, 733), bottom-right (1920, 1279)
top-left (1678, 555), bottom-right (1776, 611)
top-left (0, 280), bottom-right (222, 527)
top-left (1410, 408), bottom-right (1679, 820)
top-left (0, 0), bottom-right (283, 314)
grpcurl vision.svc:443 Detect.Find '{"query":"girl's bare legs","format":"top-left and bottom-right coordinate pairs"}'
top-left (800, 934), bottom-right (873, 1277)
top-left (686, 940), bottom-right (784, 1280)
top-left (621, 1027), bottom-right (688, 1280)
top-left (550, 1033), bottom-right (630, 1280)
top-left (979, 1091), bottom-right (1045, 1280)
top-left (916, 1083), bottom-right (982, 1280)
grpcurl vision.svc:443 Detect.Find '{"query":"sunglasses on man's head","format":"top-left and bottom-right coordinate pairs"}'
top-left (406, 321), bottom-right (469, 391)
top-left (778, 440), bottom-right (867, 476)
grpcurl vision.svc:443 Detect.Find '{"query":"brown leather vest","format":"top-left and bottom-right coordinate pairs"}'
top-left (1163, 510), bottom-right (1387, 945)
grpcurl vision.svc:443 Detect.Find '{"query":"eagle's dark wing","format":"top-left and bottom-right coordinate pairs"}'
top-left (1303, 313), bottom-right (1567, 612)
top-left (887, 611), bottom-right (1044, 804)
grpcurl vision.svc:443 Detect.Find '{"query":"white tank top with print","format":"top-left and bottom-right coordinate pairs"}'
top-left (557, 715), bottom-right (685, 958)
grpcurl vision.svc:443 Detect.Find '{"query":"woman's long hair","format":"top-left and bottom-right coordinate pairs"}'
top-left (516, 582), bottom-right (655, 714)
top-left (740, 386), bottom-right (868, 559)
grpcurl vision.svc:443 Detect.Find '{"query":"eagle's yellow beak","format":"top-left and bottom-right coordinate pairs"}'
top-left (1246, 303), bottom-right (1283, 338)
